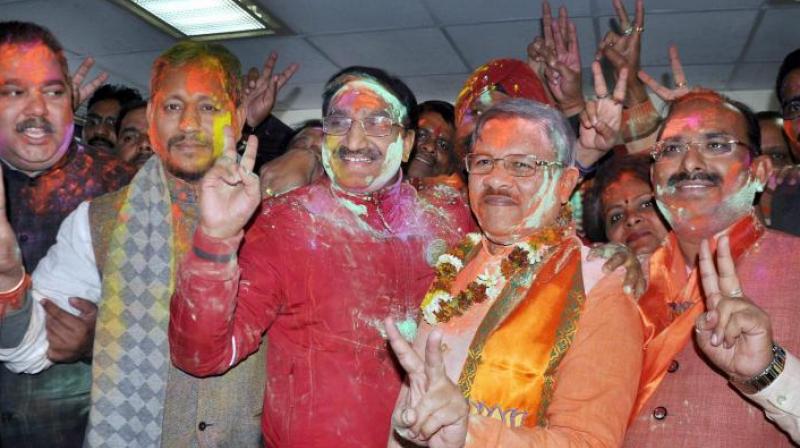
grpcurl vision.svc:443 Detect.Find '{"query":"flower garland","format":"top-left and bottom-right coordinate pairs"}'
top-left (420, 226), bottom-right (566, 325)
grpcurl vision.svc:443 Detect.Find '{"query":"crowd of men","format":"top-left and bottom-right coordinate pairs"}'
top-left (0, 0), bottom-right (799, 446)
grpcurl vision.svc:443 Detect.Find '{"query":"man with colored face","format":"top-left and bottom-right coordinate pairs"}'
top-left (169, 66), bottom-right (473, 446)
top-left (407, 100), bottom-right (458, 180)
top-left (0, 40), bottom-right (291, 447)
top-left (386, 99), bottom-right (643, 447)
top-left (625, 90), bottom-right (800, 446)
top-left (768, 49), bottom-right (800, 236)
top-left (81, 83), bottom-right (142, 154)
top-left (0, 21), bottom-right (133, 448)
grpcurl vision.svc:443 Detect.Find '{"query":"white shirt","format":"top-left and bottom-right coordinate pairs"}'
top-left (0, 201), bottom-right (101, 373)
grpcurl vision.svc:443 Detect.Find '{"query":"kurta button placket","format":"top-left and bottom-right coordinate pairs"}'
top-left (652, 406), bottom-right (668, 420)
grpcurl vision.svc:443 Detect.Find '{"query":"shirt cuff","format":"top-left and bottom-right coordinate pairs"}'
top-left (193, 228), bottom-right (243, 259)
top-left (185, 228), bottom-right (243, 281)
top-left (751, 351), bottom-right (800, 408)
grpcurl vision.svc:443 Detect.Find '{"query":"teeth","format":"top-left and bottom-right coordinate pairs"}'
top-left (24, 128), bottom-right (46, 139)
top-left (343, 155), bottom-right (371, 163)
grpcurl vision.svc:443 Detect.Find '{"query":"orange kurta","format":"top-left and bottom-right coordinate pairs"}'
top-left (398, 236), bottom-right (644, 447)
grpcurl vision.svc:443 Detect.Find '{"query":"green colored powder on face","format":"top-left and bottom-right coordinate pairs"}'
top-left (520, 168), bottom-right (562, 232)
top-left (321, 78), bottom-right (408, 194)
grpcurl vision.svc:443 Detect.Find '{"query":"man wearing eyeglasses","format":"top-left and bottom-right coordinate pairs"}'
top-left (385, 98), bottom-right (643, 447)
top-left (169, 66), bottom-right (472, 447)
top-left (624, 90), bottom-right (800, 446)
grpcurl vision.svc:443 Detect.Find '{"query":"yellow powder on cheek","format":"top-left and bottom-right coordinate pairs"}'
top-left (212, 111), bottom-right (232, 158)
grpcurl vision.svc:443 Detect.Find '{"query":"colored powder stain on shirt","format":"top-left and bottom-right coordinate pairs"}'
top-left (339, 197), bottom-right (368, 216)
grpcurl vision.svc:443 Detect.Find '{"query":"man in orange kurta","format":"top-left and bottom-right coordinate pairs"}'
top-left (386, 99), bottom-right (644, 447)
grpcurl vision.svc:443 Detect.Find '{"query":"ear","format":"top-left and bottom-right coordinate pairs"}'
top-left (751, 154), bottom-right (773, 188)
top-left (557, 166), bottom-right (581, 204)
top-left (146, 100), bottom-right (154, 125)
top-left (401, 128), bottom-right (415, 163)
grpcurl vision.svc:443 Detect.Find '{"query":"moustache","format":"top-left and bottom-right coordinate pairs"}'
top-left (167, 132), bottom-right (210, 150)
top-left (336, 145), bottom-right (381, 161)
top-left (480, 187), bottom-right (517, 203)
top-left (88, 136), bottom-right (114, 148)
top-left (667, 171), bottom-right (722, 188)
top-left (16, 117), bottom-right (54, 134)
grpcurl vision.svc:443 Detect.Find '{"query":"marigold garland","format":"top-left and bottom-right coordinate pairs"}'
top-left (420, 226), bottom-right (567, 325)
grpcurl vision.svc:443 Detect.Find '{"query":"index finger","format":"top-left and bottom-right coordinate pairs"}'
top-left (592, 61), bottom-right (609, 98)
top-left (669, 45), bottom-right (687, 86)
top-left (221, 126), bottom-right (238, 161)
top-left (71, 57), bottom-right (94, 86)
top-left (715, 236), bottom-right (743, 297)
top-left (275, 63), bottom-right (299, 90)
top-left (385, 317), bottom-right (425, 375)
top-left (698, 239), bottom-right (722, 309)
top-left (239, 135), bottom-right (259, 173)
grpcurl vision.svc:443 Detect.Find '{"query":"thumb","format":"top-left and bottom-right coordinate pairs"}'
top-left (69, 297), bottom-right (97, 318)
top-left (401, 408), bottom-right (418, 427)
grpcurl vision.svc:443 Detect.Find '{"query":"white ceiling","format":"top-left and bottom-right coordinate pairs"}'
top-left (2, 0), bottom-right (799, 115)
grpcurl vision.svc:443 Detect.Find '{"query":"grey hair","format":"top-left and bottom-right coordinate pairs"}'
top-left (470, 98), bottom-right (576, 167)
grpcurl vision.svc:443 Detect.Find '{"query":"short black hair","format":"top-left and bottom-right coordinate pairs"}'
top-left (657, 89), bottom-right (762, 157)
top-left (87, 84), bottom-right (143, 112)
top-left (286, 119), bottom-right (322, 145)
top-left (0, 21), bottom-right (69, 88)
top-left (416, 100), bottom-right (455, 128)
top-left (322, 66), bottom-right (418, 130)
top-left (776, 49), bottom-right (800, 104)
top-left (115, 99), bottom-right (148, 136)
top-left (582, 153), bottom-right (653, 243)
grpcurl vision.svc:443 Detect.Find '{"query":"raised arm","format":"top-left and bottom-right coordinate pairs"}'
top-left (169, 130), bottom-right (273, 376)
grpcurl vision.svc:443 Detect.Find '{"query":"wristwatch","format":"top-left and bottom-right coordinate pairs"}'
top-left (732, 343), bottom-right (787, 394)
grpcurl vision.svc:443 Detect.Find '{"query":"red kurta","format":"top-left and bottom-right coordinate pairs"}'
top-left (169, 176), bottom-right (472, 447)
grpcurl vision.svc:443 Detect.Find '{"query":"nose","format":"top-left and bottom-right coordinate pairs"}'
top-left (418, 138), bottom-right (436, 155)
top-left (23, 91), bottom-right (47, 116)
top-left (482, 161), bottom-right (514, 190)
top-left (625, 212), bottom-right (643, 228)
top-left (678, 143), bottom-right (707, 173)
top-left (138, 135), bottom-right (153, 155)
top-left (343, 118), bottom-right (368, 149)
top-left (179, 107), bottom-right (200, 132)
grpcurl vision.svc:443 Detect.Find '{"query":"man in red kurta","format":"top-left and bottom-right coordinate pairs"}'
top-left (625, 90), bottom-right (800, 446)
top-left (168, 66), bottom-right (472, 447)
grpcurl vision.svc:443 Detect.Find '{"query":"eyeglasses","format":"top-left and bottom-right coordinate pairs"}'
top-left (322, 115), bottom-right (401, 137)
top-left (781, 97), bottom-right (800, 120)
top-left (650, 139), bottom-right (751, 162)
top-left (85, 114), bottom-right (116, 128)
top-left (465, 153), bottom-right (563, 177)
top-left (416, 128), bottom-right (453, 153)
